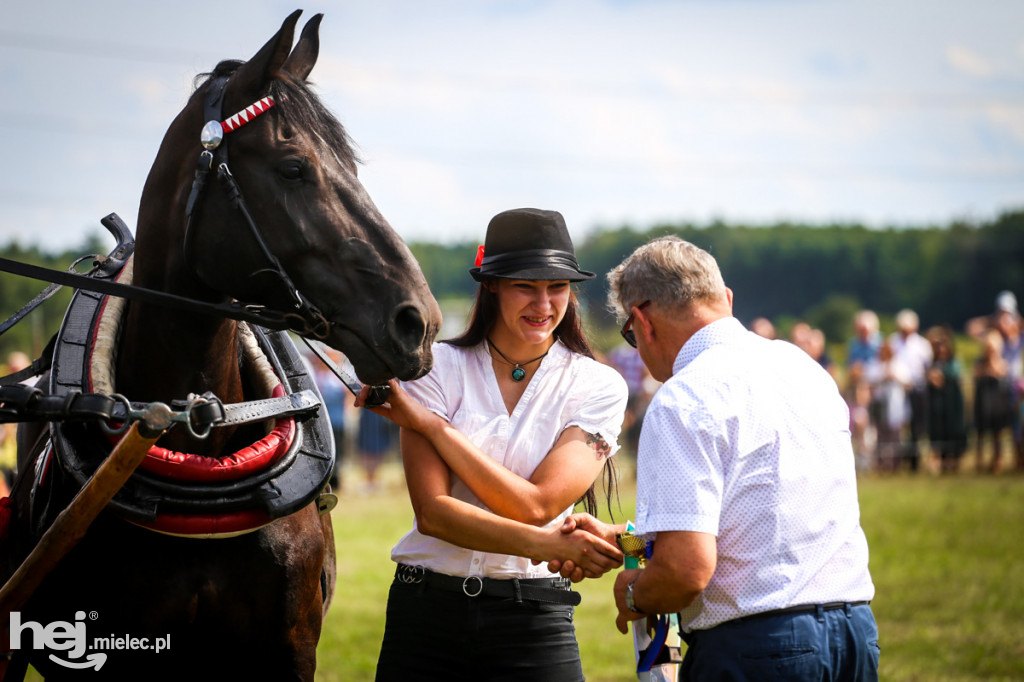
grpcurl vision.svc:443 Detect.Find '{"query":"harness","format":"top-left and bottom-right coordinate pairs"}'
top-left (40, 253), bottom-right (335, 537)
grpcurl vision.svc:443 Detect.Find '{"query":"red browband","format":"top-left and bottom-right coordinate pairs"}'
top-left (221, 96), bottom-right (276, 133)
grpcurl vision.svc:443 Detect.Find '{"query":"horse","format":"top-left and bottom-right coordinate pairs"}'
top-left (1, 11), bottom-right (441, 680)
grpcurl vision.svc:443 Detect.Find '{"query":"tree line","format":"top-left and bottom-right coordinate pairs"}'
top-left (0, 211), bottom-right (1020, 363)
top-left (411, 210), bottom-right (1024, 347)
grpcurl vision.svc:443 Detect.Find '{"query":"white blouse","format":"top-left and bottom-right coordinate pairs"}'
top-left (391, 339), bottom-right (628, 579)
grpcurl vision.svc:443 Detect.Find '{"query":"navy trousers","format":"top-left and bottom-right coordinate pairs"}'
top-left (375, 579), bottom-right (585, 682)
top-left (679, 603), bottom-right (880, 681)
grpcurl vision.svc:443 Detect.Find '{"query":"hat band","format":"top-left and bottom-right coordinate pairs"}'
top-left (479, 248), bottom-right (582, 273)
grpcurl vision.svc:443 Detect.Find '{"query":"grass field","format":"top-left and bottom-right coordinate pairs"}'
top-left (315, 459), bottom-right (1024, 682)
top-left (21, 459), bottom-right (1021, 680)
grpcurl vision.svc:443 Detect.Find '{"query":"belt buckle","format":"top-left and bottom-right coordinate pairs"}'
top-left (462, 575), bottom-right (484, 597)
top-left (397, 564), bottom-right (425, 585)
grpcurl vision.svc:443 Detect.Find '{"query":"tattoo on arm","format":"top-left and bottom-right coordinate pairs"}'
top-left (584, 432), bottom-right (611, 460)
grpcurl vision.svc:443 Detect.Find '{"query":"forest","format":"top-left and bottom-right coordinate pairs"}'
top-left (0, 209), bottom-right (1021, 362)
top-left (413, 209), bottom-right (1023, 345)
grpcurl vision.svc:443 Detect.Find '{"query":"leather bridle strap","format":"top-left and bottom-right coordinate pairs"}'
top-left (0, 255), bottom-right (318, 334)
top-left (183, 75), bottom-right (330, 339)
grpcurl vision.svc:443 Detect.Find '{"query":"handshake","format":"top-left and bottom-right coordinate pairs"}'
top-left (532, 513), bottom-right (630, 582)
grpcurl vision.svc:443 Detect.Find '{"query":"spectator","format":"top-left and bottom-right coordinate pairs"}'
top-left (312, 354), bottom-right (352, 491)
top-left (844, 361), bottom-right (875, 473)
top-left (847, 309), bottom-right (882, 368)
top-left (750, 316), bottom-right (777, 339)
top-left (607, 341), bottom-right (654, 458)
top-left (864, 339), bottom-right (912, 472)
top-left (924, 326), bottom-right (967, 474)
top-left (967, 291), bottom-right (1024, 471)
top-left (888, 309), bottom-right (933, 471)
top-left (972, 329), bottom-right (1013, 473)
top-left (792, 322), bottom-right (837, 382)
top-left (355, 407), bottom-right (397, 493)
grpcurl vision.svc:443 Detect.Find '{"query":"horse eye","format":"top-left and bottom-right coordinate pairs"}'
top-left (277, 160), bottom-right (305, 181)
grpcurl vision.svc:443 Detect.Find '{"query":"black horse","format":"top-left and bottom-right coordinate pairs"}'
top-left (2, 11), bottom-right (440, 680)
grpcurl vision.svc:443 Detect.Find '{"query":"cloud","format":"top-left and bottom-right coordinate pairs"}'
top-left (2, 0), bottom-right (1024, 253)
top-left (946, 44), bottom-right (994, 79)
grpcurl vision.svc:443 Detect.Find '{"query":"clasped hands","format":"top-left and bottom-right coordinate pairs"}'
top-left (533, 513), bottom-right (626, 581)
top-left (538, 514), bottom-right (650, 634)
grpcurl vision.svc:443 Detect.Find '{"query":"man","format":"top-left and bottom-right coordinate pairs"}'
top-left (553, 236), bottom-right (879, 680)
top-left (847, 309), bottom-right (882, 368)
top-left (888, 309), bottom-right (932, 471)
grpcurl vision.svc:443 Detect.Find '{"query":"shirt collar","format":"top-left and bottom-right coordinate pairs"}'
top-left (673, 316), bottom-right (744, 374)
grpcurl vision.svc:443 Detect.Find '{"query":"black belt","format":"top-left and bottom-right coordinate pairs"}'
top-left (394, 564), bottom-right (581, 606)
top-left (734, 601), bottom-right (871, 624)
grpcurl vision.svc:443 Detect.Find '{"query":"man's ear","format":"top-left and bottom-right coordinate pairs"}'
top-left (635, 305), bottom-right (656, 346)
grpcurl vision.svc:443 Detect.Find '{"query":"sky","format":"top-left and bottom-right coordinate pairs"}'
top-left (2, 0), bottom-right (1023, 254)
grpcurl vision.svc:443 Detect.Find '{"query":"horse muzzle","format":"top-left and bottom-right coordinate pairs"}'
top-left (326, 297), bottom-right (439, 384)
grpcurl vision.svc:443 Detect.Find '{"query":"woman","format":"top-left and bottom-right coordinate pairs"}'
top-left (973, 329), bottom-right (1012, 473)
top-left (924, 326), bottom-right (966, 473)
top-left (358, 208), bottom-right (628, 681)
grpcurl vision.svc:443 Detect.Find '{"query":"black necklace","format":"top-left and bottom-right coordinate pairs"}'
top-left (487, 339), bottom-right (550, 382)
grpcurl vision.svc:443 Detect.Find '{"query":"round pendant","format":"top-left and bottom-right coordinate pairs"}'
top-left (511, 367), bottom-right (526, 382)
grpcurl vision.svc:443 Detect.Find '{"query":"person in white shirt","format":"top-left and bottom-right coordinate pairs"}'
top-left (548, 236), bottom-right (879, 681)
top-left (888, 309), bottom-right (933, 471)
top-left (357, 208), bottom-right (628, 682)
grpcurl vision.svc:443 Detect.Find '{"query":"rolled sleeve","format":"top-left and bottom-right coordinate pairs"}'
top-left (565, 363), bottom-right (629, 456)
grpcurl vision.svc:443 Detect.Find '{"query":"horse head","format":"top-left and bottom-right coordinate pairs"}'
top-left (132, 11), bottom-right (440, 386)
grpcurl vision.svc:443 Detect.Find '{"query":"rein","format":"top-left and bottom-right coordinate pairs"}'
top-left (183, 75), bottom-right (330, 340)
top-left (0, 248), bottom-right (326, 336)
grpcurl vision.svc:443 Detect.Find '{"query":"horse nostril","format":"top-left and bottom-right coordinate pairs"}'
top-left (390, 302), bottom-right (427, 352)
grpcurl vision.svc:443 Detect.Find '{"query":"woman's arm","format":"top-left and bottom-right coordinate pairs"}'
top-left (363, 380), bottom-right (612, 526)
top-left (400, 427), bottom-right (623, 576)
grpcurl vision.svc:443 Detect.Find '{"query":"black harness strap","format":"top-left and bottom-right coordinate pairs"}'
top-left (0, 255), bottom-right (317, 334)
top-left (183, 75), bottom-right (330, 339)
top-left (0, 383), bottom-right (321, 430)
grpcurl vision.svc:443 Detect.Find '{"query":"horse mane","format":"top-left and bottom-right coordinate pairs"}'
top-left (193, 60), bottom-right (361, 165)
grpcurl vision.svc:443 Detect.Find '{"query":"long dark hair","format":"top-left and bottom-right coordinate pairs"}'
top-left (445, 279), bottom-right (618, 518)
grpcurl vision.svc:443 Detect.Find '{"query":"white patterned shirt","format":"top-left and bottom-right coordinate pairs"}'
top-left (635, 317), bottom-right (875, 632)
top-left (392, 340), bottom-right (628, 579)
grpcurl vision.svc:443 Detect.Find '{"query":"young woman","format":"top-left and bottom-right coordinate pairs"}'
top-left (358, 208), bottom-right (628, 681)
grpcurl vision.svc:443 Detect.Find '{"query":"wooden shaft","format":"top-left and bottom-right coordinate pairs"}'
top-left (0, 422), bottom-right (161, 618)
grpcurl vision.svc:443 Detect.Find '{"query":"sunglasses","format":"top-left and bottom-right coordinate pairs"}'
top-left (620, 300), bottom-right (651, 348)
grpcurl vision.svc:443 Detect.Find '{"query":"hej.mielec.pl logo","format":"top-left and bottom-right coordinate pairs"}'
top-left (9, 610), bottom-right (170, 671)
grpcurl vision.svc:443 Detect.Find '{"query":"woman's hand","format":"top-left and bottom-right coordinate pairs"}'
top-left (536, 517), bottom-right (624, 580)
top-left (535, 514), bottom-right (626, 581)
top-left (354, 379), bottom-right (438, 436)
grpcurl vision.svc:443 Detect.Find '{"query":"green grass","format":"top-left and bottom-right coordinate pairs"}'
top-left (314, 462), bottom-right (1024, 682)
top-left (23, 461), bottom-right (1024, 681)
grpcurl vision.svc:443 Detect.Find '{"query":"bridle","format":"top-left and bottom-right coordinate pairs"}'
top-left (182, 75), bottom-right (330, 339)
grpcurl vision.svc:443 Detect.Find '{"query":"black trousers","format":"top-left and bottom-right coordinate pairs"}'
top-left (375, 578), bottom-right (585, 682)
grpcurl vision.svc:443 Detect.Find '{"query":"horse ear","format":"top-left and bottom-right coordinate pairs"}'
top-left (231, 10), bottom-right (303, 98)
top-left (282, 14), bottom-right (322, 81)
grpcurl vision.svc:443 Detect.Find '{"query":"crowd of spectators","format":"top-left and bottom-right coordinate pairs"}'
top-left (745, 292), bottom-right (1023, 475)
top-left (604, 290), bottom-right (1024, 476)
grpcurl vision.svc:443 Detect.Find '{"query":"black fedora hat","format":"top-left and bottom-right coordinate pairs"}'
top-left (469, 208), bottom-right (595, 282)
